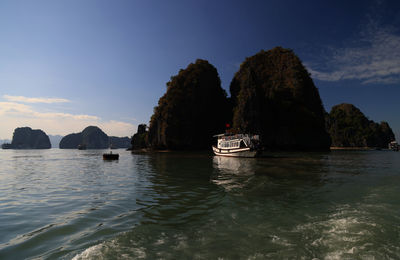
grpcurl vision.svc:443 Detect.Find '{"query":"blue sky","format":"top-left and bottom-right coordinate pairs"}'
top-left (1, 0), bottom-right (400, 139)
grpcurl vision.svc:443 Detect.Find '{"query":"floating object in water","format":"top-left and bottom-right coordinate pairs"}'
top-left (103, 152), bottom-right (119, 160)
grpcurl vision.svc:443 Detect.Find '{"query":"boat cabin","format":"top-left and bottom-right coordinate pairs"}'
top-left (214, 133), bottom-right (259, 150)
top-left (212, 133), bottom-right (261, 157)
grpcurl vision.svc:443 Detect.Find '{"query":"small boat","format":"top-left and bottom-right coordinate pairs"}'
top-left (78, 144), bottom-right (86, 150)
top-left (388, 141), bottom-right (399, 151)
top-left (103, 151), bottom-right (119, 160)
top-left (212, 133), bottom-right (261, 158)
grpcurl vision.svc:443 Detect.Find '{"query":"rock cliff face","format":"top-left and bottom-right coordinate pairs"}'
top-left (131, 124), bottom-right (148, 150)
top-left (60, 126), bottom-right (109, 149)
top-left (81, 126), bottom-right (109, 149)
top-left (148, 59), bottom-right (230, 149)
top-left (10, 127), bottom-right (51, 149)
top-left (59, 133), bottom-right (81, 149)
top-left (326, 103), bottom-right (395, 148)
top-left (230, 47), bottom-right (331, 150)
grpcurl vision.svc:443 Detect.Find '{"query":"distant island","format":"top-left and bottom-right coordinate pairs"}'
top-left (131, 46), bottom-right (396, 152)
top-left (59, 126), bottom-right (130, 149)
top-left (326, 103), bottom-right (394, 149)
top-left (2, 127), bottom-right (51, 149)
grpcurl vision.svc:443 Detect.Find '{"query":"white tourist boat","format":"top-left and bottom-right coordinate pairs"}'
top-left (212, 133), bottom-right (261, 157)
top-left (388, 141), bottom-right (399, 151)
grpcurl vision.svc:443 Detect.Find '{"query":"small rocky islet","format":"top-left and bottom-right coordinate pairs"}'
top-left (59, 126), bottom-right (130, 149)
top-left (2, 126), bottom-right (130, 150)
top-left (326, 103), bottom-right (394, 149)
top-left (2, 127), bottom-right (51, 149)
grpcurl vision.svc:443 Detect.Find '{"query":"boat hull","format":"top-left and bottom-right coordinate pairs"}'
top-left (212, 146), bottom-right (259, 158)
top-left (103, 153), bottom-right (119, 160)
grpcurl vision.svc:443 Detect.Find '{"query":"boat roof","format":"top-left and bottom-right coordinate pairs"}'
top-left (213, 133), bottom-right (259, 138)
top-left (213, 133), bottom-right (235, 137)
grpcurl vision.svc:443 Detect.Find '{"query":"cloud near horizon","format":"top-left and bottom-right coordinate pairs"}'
top-left (307, 21), bottom-right (400, 84)
top-left (0, 101), bottom-right (136, 139)
top-left (3, 95), bottom-right (71, 103)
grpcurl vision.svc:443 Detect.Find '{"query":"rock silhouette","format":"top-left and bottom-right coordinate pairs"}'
top-left (230, 47), bottom-right (331, 150)
top-left (326, 103), bottom-right (395, 148)
top-left (9, 127), bottom-right (51, 149)
top-left (148, 59), bottom-right (230, 149)
top-left (60, 126), bottom-right (109, 149)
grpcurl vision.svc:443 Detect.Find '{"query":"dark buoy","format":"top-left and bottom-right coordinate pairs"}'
top-left (103, 151), bottom-right (119, 160)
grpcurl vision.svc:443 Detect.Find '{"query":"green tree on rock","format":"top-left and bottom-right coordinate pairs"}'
top-left (326, 103), bottom-right (395, 148)
top-left (230, 47), bottom-right (331, 150)
top-left (148, 59), bottom-right (230, 149)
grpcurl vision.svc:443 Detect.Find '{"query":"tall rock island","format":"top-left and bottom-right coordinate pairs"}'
top-left (230, 47), bottom-right (331, 150)
top-left (131, 124), bottom-right (148, 150)
top-left (9, 127), bottom-right (51, 149)
top-left (326, 103), bottom-right (395, 148)
top-left (109, 136), bottom-right (131, 149)
top-left (60, 126), bottom-right (131, 149)
top-left (148, 59), bottom-right (230, 149)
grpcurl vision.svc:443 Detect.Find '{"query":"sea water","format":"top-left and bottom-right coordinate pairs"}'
top-left (0, 149), bottom-right (399, 259)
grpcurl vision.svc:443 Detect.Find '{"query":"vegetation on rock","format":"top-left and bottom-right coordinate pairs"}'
top-left (148, 59), bottom-right (230, 149)
top-left (326, 103), bottom-right (395, 148)
top-left (230, 47), bottom-right (331, 150)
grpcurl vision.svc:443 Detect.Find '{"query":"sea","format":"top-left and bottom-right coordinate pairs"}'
top-left (0, 149), bottom-right (399, 259)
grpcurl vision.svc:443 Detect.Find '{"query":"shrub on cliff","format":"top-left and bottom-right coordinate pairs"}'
top-left (148, 59), bottom-right (230, 149)
top-left (230, 47), bottom-right (331, 150)
top-left (326, 103), bottom-right (395, 148)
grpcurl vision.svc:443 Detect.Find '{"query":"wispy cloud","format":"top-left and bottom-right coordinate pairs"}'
top-left (0, 102), bottom-right (136, 138)
top-left (0, 102), bottom-right (98, 120)
top-left (3, 95), bottom-right (70, 103)
top-left (307, 20), bottom-right (400, 84)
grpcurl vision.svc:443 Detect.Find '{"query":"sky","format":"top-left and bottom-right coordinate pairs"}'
top-left (1, 0), bottom-right (400, 140)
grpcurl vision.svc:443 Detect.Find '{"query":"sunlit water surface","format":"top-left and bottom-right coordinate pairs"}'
top-left (0, 149), bottom-right (400, 259)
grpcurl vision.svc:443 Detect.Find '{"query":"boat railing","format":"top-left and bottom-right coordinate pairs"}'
top-left (218, 134), bottom-right (259, 141)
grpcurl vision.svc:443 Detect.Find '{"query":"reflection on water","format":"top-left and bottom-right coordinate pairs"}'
top-left (1, 150), bottom-right (400, 259)
top-left (213, 156), bottom-right (256, 174)
top-left (137, 152), bottom-right (223, 226)
top-left (212, 156), bottom-right (257, 191)
top-left (211, 153), bottom-right (329, 195)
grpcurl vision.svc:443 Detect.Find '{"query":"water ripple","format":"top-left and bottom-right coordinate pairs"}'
top-left (0, 150), bottom-right (399, 259)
